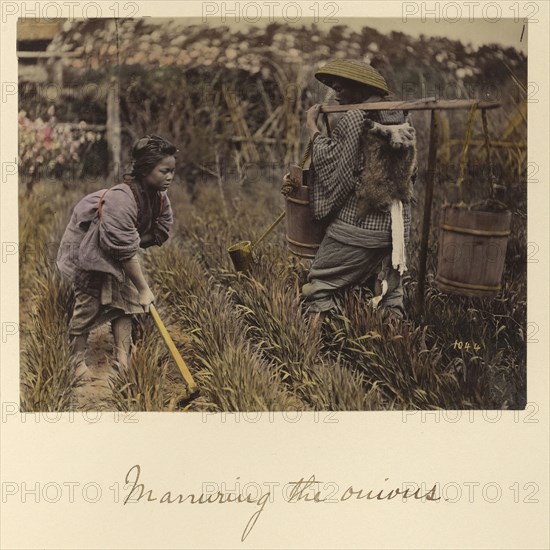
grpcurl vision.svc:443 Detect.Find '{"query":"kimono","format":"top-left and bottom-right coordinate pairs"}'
top-left (57, 180), bottom-right (173, 335)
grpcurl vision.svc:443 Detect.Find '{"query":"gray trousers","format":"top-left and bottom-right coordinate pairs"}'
top-left (69, 274), bottom-right (143, 337)
top-left (302, 236), bottom-right (404, 316)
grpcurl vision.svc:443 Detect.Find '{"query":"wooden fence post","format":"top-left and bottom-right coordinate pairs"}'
top-left (106, 76), bottom-right (121, 180)
top-left (417, 110), bottom-right (439, 312)
top-left (53, 59), bottom-right (63, 87)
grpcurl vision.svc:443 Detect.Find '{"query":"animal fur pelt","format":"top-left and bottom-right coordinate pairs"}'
top-left (356, 119), bottom-right (417, 218)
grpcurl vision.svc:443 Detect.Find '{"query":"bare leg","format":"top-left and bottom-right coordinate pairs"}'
top-left (112, 315), bottom-right (133, 369)
top-left (69, 333), bottom-right (89, 377)
top-left (70, 334), bottom-right (88, 355)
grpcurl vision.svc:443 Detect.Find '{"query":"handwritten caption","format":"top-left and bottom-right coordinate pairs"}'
top-left (119, 465), bottom-right (540, 542)
top-left (2, 465), bottom-right (540, 543)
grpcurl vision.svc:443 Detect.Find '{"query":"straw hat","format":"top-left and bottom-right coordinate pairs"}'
top-left (315, 59), bottom-right (391, 95)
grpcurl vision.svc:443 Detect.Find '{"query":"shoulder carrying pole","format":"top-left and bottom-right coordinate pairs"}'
top-left (318, 98), bottom-right (500, 314)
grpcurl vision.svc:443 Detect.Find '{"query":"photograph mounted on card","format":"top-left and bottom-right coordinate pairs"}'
top-left (17, 14), bottom-right (527, 413)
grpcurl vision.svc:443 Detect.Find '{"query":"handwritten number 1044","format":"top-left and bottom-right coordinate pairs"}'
top-left (452, 340), bottom-right (481, 352)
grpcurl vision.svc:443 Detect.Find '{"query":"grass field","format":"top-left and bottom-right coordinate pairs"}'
top-left (19, 130), bottom-right (527, 412)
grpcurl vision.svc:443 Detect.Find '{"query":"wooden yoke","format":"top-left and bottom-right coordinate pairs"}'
top-left (320, 98), bottom-right (501, 114)
top-left (317, 98), bottom-right (501, 313)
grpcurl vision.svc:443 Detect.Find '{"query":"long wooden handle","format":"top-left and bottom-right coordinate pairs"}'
top-left (320, 99), bottom-right (501, 114)
top-left (149, 304), bottom-right (198, 392)
top-left (253, 210), bottom-right (286, 248)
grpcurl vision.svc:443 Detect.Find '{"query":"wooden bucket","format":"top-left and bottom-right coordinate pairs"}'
top-left (285, 169), bottom-right (329, 259)
top-left (436, 205), bottom-right (511, 297)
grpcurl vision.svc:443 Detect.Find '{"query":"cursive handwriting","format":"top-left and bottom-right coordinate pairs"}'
top-left (122, 466), bottom-right (440, 542)
top-left (287, 475), bottom-right (440, 502)
top-left (123, 464), bottom-right (269, 541)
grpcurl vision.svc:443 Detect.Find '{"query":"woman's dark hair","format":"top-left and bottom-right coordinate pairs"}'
top-left (127, 135), bottom-right (178, 180)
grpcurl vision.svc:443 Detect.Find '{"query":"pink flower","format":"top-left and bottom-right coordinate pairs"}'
top-left (39, 126), bottom-right (53, 139)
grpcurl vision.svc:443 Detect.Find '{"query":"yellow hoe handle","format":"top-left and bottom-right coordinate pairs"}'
top-left (149, 304), bottom-right (198, 393)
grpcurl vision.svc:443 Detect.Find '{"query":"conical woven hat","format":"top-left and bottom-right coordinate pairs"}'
top-left (315, 59), bottom-right (390, 95)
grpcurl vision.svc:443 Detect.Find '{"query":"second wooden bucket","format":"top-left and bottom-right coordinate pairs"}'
top-left (285, 170), bottom-right (329, 259)
top-left (436, 205), bottom-right (511, 297)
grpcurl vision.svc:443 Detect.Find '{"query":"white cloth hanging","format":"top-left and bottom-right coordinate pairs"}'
top-left (390, 199), bottom-right (407, 275)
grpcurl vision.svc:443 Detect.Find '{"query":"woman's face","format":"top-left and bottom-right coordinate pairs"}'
top-left (143, 156), bottom-right (176, 191)
top-left (330, 77), bottom-right (380, 105)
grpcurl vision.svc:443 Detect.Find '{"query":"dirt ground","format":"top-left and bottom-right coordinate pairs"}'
top-left (71, 325), bottom-right (117, 410)
top-left (70, 317), bottom-right (206, 412)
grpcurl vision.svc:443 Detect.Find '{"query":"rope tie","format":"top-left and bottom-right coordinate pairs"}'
top-left (281, 112), bottom-right (331, 196)
top-left (456, 103), bottom-right (478, 202)
top-left (481, 108), bottom-right (500, 198)
top-left (281, 141), bottom-right (311, 196)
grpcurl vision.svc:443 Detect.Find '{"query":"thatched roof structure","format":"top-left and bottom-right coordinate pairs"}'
top-left (47, 19), bottom-right (525, 88)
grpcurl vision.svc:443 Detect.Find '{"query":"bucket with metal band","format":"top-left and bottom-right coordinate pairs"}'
top-left (436, 205), bottom-right (511, 297)
top-left (285, 167), bottom-right (329, 259)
